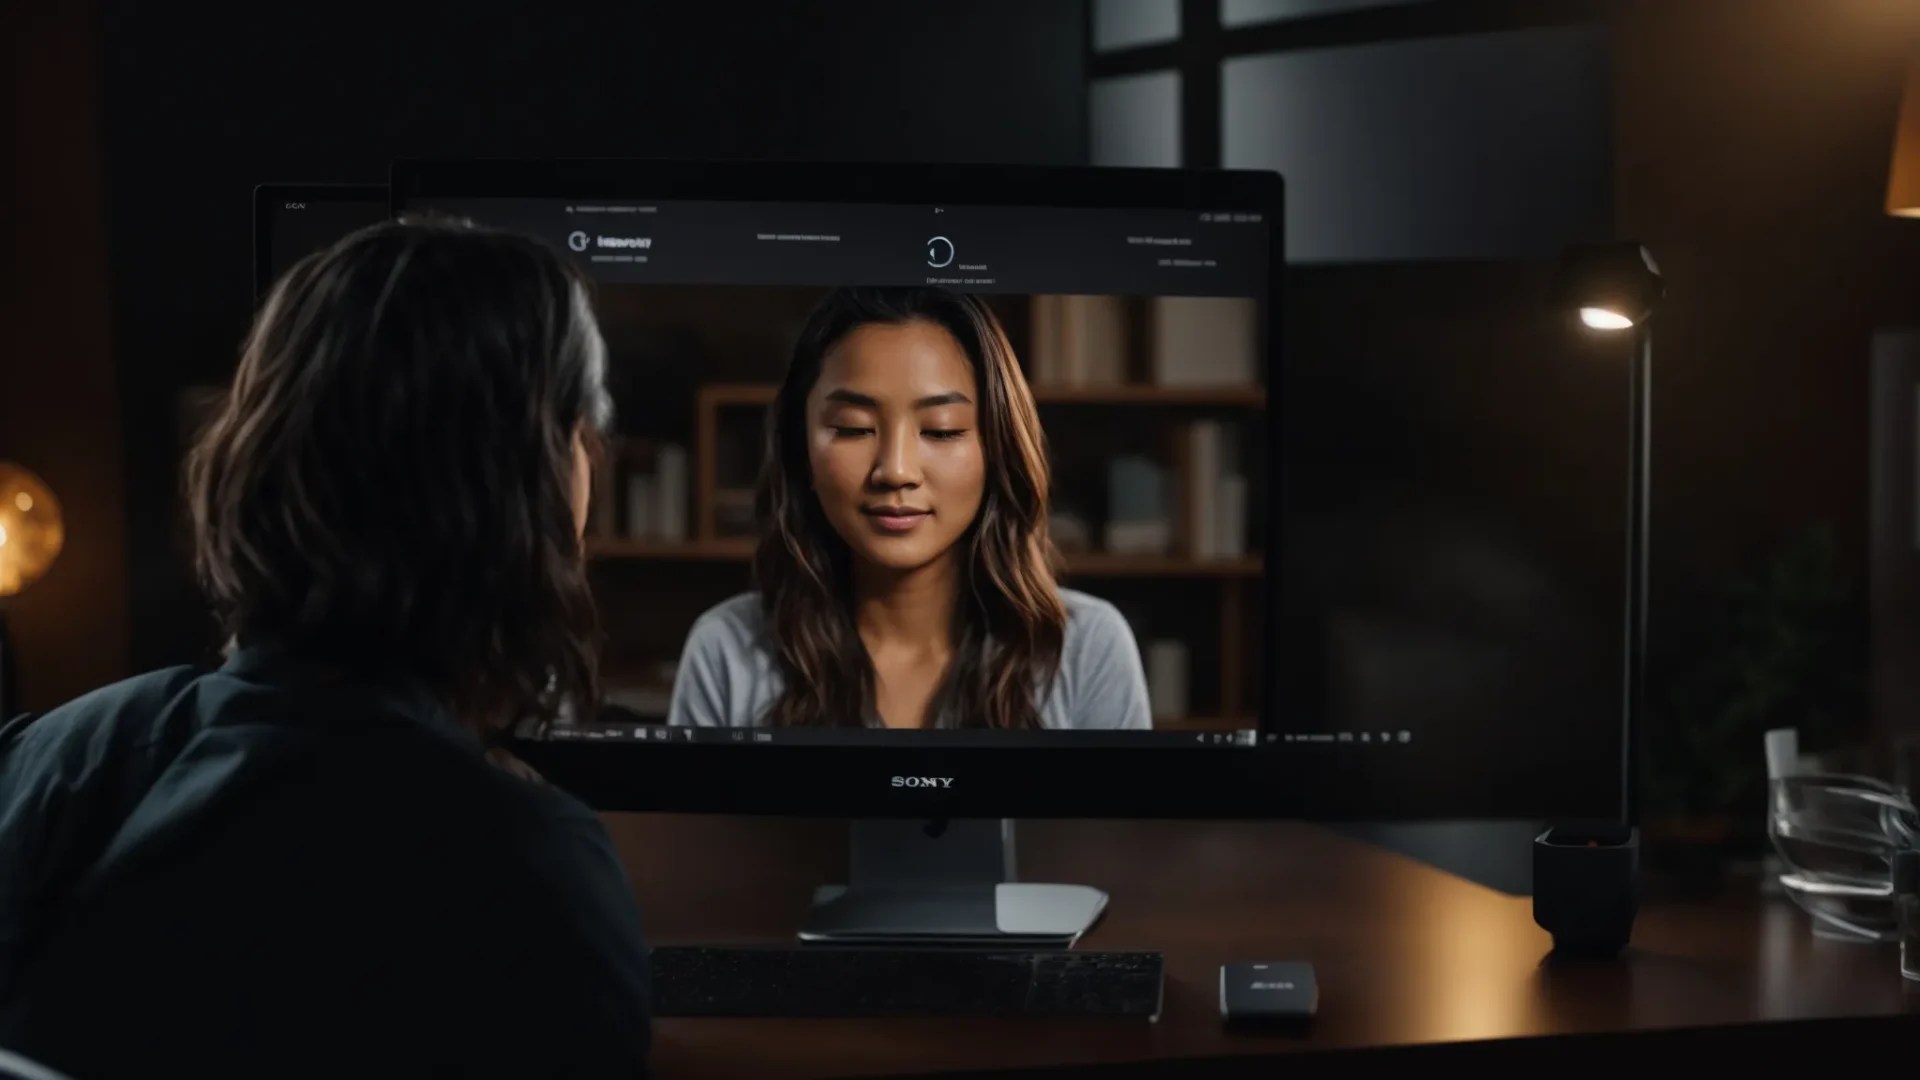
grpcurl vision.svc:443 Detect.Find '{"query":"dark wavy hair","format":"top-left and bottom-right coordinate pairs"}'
top-left (185, 215), bottom-right (613, 738)
top-left (753, 287), bottom-right (1066, 729)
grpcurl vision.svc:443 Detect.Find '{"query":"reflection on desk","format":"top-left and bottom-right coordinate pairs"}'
top-left (602, 817), bottom-right (1920, 1078)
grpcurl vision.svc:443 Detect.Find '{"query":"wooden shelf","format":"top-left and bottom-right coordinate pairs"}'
top-left (699, 384), bottom-right (778, 408)
top-left (1031, 384), bottom-right (1266, 407)
top-left (586, 537), bottom-right (1260, 577)
top-left (587, 538), bottom-right (754, 560)
top-left (698, 383), bottom-right (1265, 409)
top-left (1060, 554), bottom-right (1262, 577)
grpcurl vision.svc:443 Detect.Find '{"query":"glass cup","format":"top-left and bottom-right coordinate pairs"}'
top-left (1769, 774), bottom-right (1919, 942)
top-left (1897, 848), bottom-right (1920, 980)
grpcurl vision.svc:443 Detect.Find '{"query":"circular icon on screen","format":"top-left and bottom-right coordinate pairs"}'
top-left (925, 236), bottom-right (954, 268)
top-left (567, 231), bottom-right (590, 253)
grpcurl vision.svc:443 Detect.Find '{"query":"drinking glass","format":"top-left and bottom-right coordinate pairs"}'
top-left (1769, 774), bottom-right (1919, 942)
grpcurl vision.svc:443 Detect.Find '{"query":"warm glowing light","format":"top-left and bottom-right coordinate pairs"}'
top-left (1401, 867), bottom-right (1543, 1042)
top-left (1887, 59), bottom-right (1920, 217)
top-left (1579, 306), bottom-right (1635, 331)
top-left (0, 462), bottom-right (63, 597)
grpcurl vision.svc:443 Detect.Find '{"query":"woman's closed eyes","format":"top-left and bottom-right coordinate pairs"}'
top-left (825, 423), bottom-right (972, 441)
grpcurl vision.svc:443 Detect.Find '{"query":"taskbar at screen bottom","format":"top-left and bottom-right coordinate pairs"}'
top-left (538, 725), bottom-right (1420, 750)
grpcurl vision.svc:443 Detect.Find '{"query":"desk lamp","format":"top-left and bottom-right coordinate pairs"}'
top-left (1534, 244), bottom-right (1664, 956)
top-left (0, 462), bottom-right (65, 719)
top-left (1552, 242), bottom-right (1665, 778)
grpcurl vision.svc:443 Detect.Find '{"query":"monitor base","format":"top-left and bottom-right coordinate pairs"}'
top-left (796, 819), bottom-right (1108, 948)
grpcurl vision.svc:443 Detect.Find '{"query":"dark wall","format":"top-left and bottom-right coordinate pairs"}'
top-left (1614, 0), bottom-right (1920, 626)
top-left (98, 0), bottom-right (1089, 674)
top-left (3, 5), bottom-right (127, 713)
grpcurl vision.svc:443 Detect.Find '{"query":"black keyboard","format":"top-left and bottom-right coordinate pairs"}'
top-left (648, 946), bottom-right (1164, 1019)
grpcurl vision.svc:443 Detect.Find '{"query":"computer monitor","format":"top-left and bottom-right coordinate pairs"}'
top-left (252, 184), bottom-right (389, 295)
top-left (388, 160), bottom-right (1630, 945)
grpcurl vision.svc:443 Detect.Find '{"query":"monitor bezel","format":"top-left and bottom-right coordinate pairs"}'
top-left (251, 183), bottom-right (389, 297)
top-left (390, 158), bottom-right (1631, 824)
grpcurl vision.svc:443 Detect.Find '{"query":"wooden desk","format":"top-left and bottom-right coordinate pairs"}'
top-left (604, 816), bottom-right (1920, 1078)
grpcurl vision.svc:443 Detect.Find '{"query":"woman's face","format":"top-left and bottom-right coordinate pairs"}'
top-left (806, 319), bottom-right (985, 575)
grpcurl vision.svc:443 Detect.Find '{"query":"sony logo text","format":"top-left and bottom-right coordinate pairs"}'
top-left (891, 776), bottom-right (953, 789)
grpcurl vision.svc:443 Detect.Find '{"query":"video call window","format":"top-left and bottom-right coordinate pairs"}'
top-left (582, 282), bottom-right (1267, 739)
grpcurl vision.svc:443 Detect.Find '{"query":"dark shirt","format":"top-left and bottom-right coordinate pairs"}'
top-left (0, 648), bottom-right (650, 1079)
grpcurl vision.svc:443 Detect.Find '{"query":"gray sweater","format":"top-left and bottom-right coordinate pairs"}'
top-left (666, 589), bottom-right (1152, 730)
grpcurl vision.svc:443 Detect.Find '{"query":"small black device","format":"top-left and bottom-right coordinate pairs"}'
top-left (1218, 961), bottom-right (1318, 1028)
top-left (1532, 823), bottom-right (1639, 956)
top-left (649, 946), bottom-right (1164, 1019)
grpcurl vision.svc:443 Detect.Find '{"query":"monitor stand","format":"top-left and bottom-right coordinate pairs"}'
top-left (796, 818), bottom-right (1108, 948)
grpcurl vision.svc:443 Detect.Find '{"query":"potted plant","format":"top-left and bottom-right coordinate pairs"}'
top-left (1642, 525), bottom-right (1866, 861)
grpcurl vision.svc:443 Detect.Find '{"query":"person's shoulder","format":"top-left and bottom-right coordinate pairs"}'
top-left (685, 592), bottom-right (772, 657)
top-left (2, 665), bottom-right (206, 756)
top-left (495, 776), bottom-right (635, 918)
top-left (510, 772), bottom-right (606, 833)
top-left (494, 774), bottom-right (651, 1060)
top-left (0, 666), bottom-right (210, 813)
top-left (39, 666), bottom-right (205, 721)
top-left (1059, 588), bottom-right (1136, 652)
top-left (671, 592), bottom-right (780, 728)
top-left (451, 749), bottom-right (611, 870)
top-left (1045, 589), bottom-right (1150, 729)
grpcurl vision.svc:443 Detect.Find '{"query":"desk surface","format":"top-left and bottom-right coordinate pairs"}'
top-left (604, 816), bottom-right (1920, 1078)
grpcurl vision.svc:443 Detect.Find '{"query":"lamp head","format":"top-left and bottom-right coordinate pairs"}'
top-left (1552, 242), bottom-right (1664, 332)
top-left (0, 463), bottom-right (63, 598)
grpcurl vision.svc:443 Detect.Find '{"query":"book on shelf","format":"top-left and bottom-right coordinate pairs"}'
top-left (625, 473), bottom-right (656, 540)
top-left (1145, 639), bottom-right (1190, 722)
top-left (712, 487), bottom-right (756, 539)
top-left (1181, 420), bottom-right (1248, 559)
top-left (614, 440), bottom-right (691, 543)
top-left (1149, 296), bottom-right (1257, 387)
top-left (1028, 295), bottom-right (1127, 387)
top-left (656, 444), bottom-right (688, 542)
top-left (1105, 455), bottom-right (1173, 555)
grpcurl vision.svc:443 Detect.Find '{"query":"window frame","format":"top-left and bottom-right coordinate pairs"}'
top-left (1086, 0), bottom-right (1609, 168)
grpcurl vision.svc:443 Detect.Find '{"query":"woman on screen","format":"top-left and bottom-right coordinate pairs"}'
top-left (669, 286), bottom-right (1151, 731)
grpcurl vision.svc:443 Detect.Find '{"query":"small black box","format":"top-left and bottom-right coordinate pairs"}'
top-left (1532, 823), bottom-right (1638, 957)
top-left (1219, 961), bottom-right (1317, 1027)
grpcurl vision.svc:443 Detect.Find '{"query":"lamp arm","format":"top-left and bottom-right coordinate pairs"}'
top-left (1622, 325), bottom-right (1652, 825)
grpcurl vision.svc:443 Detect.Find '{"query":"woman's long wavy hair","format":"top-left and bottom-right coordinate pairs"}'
top-left (753, 287), bottom-right (1067, 729)
top-left (185, 215), bottom-right (613, 741)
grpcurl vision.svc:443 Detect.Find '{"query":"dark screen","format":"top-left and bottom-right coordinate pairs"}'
top-left (256, 189), bottom-right (388, 293)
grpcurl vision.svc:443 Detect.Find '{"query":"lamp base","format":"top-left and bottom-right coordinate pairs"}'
top-left (1533, 824), bottom-right (1639, 957)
